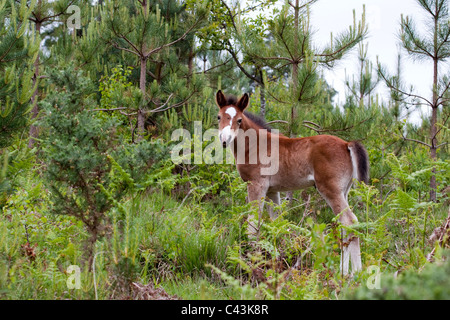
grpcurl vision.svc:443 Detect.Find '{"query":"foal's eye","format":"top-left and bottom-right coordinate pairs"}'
top-left (237, 119), bottom-right (242, 125)
top-left (217, 116), bottom-right (221, 121)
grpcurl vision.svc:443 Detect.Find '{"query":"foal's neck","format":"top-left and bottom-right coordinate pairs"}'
top-left (231, 117), bottom-right (271, 158)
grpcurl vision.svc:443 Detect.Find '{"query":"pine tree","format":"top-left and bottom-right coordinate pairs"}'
top-left (378, 0), bottom-right (450, 202)
top-left (344, 42), bottom-right (380, 109)
top-left (43, 2), bottom-right (99, 71)
top-left (99, 0), bottom-right (209, 139)
top-left (26, 0), bottom-right (83, 148)
top-left (236, 0), bottom-right (367, 137)
top-left (0, 0), bottom-right (39, 148)
top-left (39, 65), bottom-right (120, 267)
top-left (198, 0), bottom-right (275, 117)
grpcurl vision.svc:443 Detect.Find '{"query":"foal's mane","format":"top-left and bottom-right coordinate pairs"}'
top-left (224, 93), bottom-right (272, 132)
top-left (243, 111), bottom-right (272, 132)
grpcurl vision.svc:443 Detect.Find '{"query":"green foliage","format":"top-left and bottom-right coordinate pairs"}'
top-left (345, 251), bottom-right (450, 299)
top-left (99, 65), bottom-right (141, 111)
top-left (206, 210), bottom-right (341, 300)
top-left (0, 178), bottom-right (87, 299)
top-left (0, 142), bottom-right (39, 207)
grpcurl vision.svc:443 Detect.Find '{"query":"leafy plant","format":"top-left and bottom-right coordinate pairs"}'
top-left (344, 251), bottom-right (450, 300)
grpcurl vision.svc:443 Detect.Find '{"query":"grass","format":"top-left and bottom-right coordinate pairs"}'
top-left (160, 276), bottom-right (239, 300)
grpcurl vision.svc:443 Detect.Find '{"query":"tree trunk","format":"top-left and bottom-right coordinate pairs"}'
top-left (187, 46), bottom-right (194, 86)
top-left (430, 2), bottom-right (439, 202)
top-left (286, 0), bottom-right (301, 203)
top-left (258, 69), bottom-right (266, 118)
top-left (137, 56), bottom-right (147, 140)
top-left (430, 62), bottom-right (438, 202)
top-left (289, 0), bottom-right (300, 138)
top-left (260, 84), bottom-right (266, 118)
top-left (28, 21), bottom-right (41, 149)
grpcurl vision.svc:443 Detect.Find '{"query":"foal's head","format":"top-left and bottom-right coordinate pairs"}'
top-left (216, 90), bottom-right (249, 148)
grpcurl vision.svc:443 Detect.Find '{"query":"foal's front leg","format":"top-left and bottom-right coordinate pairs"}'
top-left (247, 181), bottom-right (268, 238)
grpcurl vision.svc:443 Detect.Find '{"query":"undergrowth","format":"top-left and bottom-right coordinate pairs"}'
top-left (0, 141), bottom-right (448, 300)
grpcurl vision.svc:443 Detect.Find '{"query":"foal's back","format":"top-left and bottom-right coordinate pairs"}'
top-left (268, 134), bottom-right (352, 192)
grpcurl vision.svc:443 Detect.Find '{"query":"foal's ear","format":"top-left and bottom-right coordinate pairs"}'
top-left (216, 90), bottom-right (227, 108)
top-left (236, 93), bottom-right (249, 111)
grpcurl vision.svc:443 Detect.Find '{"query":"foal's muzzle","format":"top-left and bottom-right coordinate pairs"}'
top-left (219, 132), bottom-right (232, 148)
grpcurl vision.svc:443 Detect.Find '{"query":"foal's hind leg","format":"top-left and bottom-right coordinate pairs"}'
top-left (266, 191), bottom-right (280, 219)
top-left (316, 185), bottom-right (362, 275)
top-left (339, 207), bottom-right (362, 275)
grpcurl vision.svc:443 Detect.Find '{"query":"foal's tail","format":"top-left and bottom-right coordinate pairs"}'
top-left (348, 141), bottom-right (369, 184)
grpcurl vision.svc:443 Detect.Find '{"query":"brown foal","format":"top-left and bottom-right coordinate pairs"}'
top-left (216, 90), bottom-right (369, 275)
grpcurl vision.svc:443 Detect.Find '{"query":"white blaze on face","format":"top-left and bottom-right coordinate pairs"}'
top-left (219, 106), bottom-right (238, 145)
top-left (225, 106), bottom-right (236, 120)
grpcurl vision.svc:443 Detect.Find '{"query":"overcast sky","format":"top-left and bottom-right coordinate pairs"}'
top-left (310, 0), bottom-right (436, 122)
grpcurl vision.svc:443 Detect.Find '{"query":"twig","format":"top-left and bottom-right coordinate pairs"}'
top-left (395, 132), bottom-right (432, 149)
top-left (266, 120), bottom-right (289, 125)
top-left (382, 258), bottom-right (399, 270)
top-left (119, 111), bottom-right (137, 116)
top-left (436, 142), bottom-right (449, 149)
top-left (147, 92), bottom-right (196, 113)
top-left (147, 93), bottom-right (174, 113)
top-left (298, 195), bottom-right (311, 227)
top-left (378, 69), bottom-right (434, 107)
top-left (90, 107), bottom-right (128, 112)
top-left (23, 223), bottom-right (30, 243)
top-left (177, 187), bottom-right (197, 211)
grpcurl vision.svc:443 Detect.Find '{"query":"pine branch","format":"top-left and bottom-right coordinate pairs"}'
top-left (378, 66), bottom-right (434, 107)
top-left (0, 28), bottom-right (21, 63)
top-left (146, 69), bottom-right (158, 80)
top-left (119, 34), bottom-right (144, 57)
top-left (148, 92), bottom-right (196, 113)
top-left (436, 26), bottom-right (450, 59)
top-left (144, 17), bottom-right (203, 57)
top-left (436, 80), bottom-right (450, 106)
top-left (194, 57), bottom-right (233, 74)
top-left (107, 40), bottom-right (140, 56)
top-left (266, 120), bottom-right (289, 125)
top-left (225, 41), bottom-right (260, 83)
top-left (106, 18), bottom-right (142, 56)
top-left (395, 131), bottom-right (432, 149)
top-left (302, 115), bottom-right (375, 134)
top-left (400, 16), bottom-right (434, 59)
top-left (276, 21), bottom-right (297, 62)
top-left (265, 89), bottom-right (291, 104)
top-left (147, 93), bottom-right (174, 113)
top-left (38, 0), bottom-right (77, 23)
top-left (90, 107), bottom-right (129, 112)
